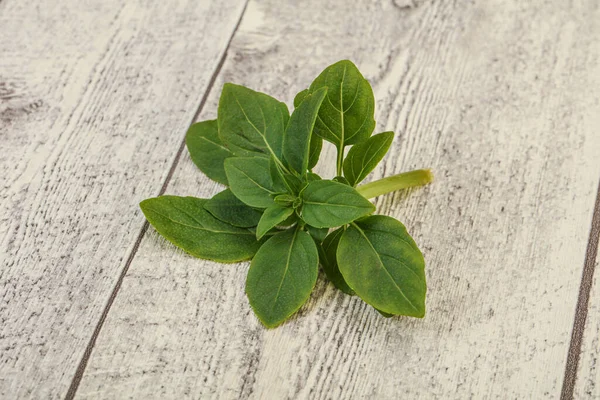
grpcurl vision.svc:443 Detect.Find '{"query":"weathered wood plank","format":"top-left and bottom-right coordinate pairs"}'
top-left (0, 0), bottom-right (246, 398)
top-left (77, 0), bottom-right (600, 398)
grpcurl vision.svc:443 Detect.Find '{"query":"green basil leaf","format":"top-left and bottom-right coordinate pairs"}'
top-left (224, 157), bottom-right (276, 208)
top-left (256, 204), bottom-right (294, 240)
top-left (274, 193), bottom-right (295, 206)
top-left (269, 155), bottom-right (306, 195)
top-left (318, 228), bottom-right (354, 295)
top-left (376, 308), bottom-right (394, 318)
top-left (282, 172), bottom-right (304, 195)
top-left (306, 225), bottom-right (328, 243)
top-left (246, 226), bottom-right (278, 238)
top-left (283, 87), bottom-right (327, 174)
top-left (185, 120), bottom-right (233, 185)
top-left (333, 176), bottom-right (350, 185)
top-left (307, 172), bottom-right (322, 182)
top-left (300, 180), bottom-right (375, 228)
top-left (294, 88), bottom-right (323, 170)
top-left (293, 197), bottom-right (303, 209)
top-left (337, 215), bottom-right (426, 317)
top-left (293, 89), bottom-right (309, 107)
top-left (269, 156), bottom-right (288, 193)
top-left (246, 228), bottom-right (319, 328)
top-left (280, 213), bottom-right (298, 226)
top-left (218, 83), bottom-right (289, 159)
top-left (308, 60), bottom-right (375, 147)
top-left (140, 196), bottom-right (261, 262)
top-left (343, 131), bottom-right (394, 186)
top-left (204, 189), bottom-right (262, 228)
top-left (308, 135), bottom-right (322, 170)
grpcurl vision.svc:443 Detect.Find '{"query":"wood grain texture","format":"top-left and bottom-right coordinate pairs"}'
top-left (75, 0), bottom-right (600, 398)
top-left (0, 0), bottom-right (246, 398)
top-left (574, 212), bottom-right (600, 400)
top-left (574, 257), bottom-right (600, 399)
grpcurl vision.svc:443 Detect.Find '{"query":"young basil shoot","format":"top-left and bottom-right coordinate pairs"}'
top-left (140, 60), bottom-right (433, 328)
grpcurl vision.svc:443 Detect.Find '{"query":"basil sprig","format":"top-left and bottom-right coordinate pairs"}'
top-left (140, 60), bottom-right (433, 328)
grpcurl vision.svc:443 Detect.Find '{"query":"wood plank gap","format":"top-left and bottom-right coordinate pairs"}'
top-left (63, 2), bottom-right (249, 398)
top-left (561, 176), bottom-right (600, 400)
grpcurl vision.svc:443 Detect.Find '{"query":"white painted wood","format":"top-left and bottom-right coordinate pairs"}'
top-left (575, 254), bottom-right (600, 399)
top-left (76, 0), bottom-right (600, 398)
top-left (0, 0), bottom-right (246, 398)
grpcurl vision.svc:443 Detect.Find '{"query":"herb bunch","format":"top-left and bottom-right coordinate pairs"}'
top-left (140, 60), bottom-right (433, 328)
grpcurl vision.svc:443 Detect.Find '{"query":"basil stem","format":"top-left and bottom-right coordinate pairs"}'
top-left (336, 143), bottom-right (344, 176)
top-left (356, 169), bottom-right (433, 199)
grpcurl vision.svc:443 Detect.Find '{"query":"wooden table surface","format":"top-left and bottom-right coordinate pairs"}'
top-left (2, 0), bottom-right (600, 398)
